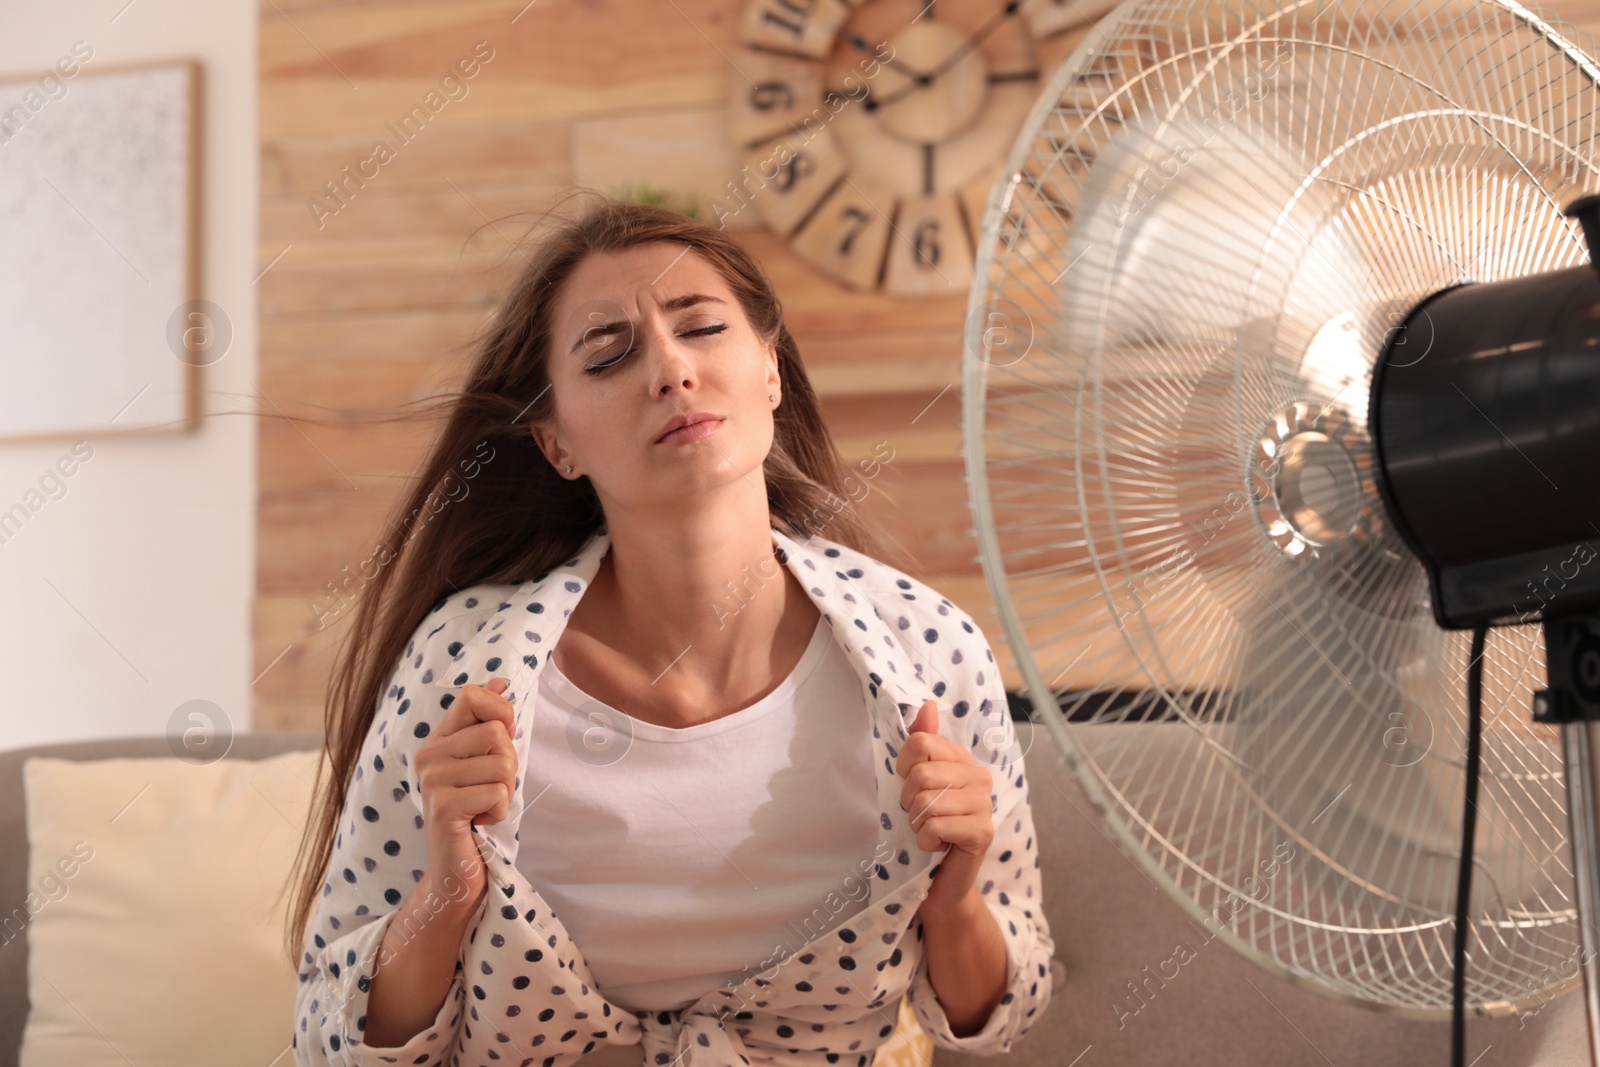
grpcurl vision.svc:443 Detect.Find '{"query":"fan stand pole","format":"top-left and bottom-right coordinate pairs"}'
top-left (1562, 721), bottom-right (1600, 1066)
top-left (1538, 615), bottom-right (1600, 1064)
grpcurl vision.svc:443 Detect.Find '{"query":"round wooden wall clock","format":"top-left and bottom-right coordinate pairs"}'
top-left (727, 0), bottom-right (1083, 297)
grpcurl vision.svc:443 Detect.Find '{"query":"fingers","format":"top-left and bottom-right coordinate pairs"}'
top-left (423, 722), bottom-right (518, 779)
top-left (463, 782), bottom-right (513, 826)
top-left (911, 812), bottom-right (994, 856)
top-left (430, 781), bottom-right (511, 828)
top-left (906, 794), bottom-right (994, 854)
top-left (414, 678), bottom-right (520, 831)
top-left (416, 740), bottom-right (518, 828)
top-left (437, 716), bottom-right (517, 760)
top-left (901, 764), bottom-right (995, 855)
top-left (898, 761), bottom-right (991, 825)
top-left (894, 719), bottom-right (971, 778)
top-left (890, 702), bottom-right (999, 878)
top-left (437, 676), bottom-right (515, 742)
top-left (894, 707), bottom-right (988, 851)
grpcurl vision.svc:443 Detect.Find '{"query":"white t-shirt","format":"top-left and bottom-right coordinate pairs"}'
top-left (513, 614), bottom-right (883, 1014)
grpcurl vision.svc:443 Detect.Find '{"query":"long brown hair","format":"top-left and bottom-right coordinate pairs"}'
top-left (281, 190), bottom-right (914, 965)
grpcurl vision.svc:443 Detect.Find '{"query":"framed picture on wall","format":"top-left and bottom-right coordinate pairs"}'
top-left (0, 57), bottom-right (202, 443)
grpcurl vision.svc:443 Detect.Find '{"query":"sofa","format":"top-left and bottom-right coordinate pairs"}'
top-left (0, 720), bottom-right (1587, 1067)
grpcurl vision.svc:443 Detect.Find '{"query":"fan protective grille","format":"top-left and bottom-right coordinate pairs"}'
top-left (965, 0), bottom-right (1600, 1014)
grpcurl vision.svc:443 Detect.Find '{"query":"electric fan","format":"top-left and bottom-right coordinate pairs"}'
top-left (960, 0), bottom-right (1600, 1057)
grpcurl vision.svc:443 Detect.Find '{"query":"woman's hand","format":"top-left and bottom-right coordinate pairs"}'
top-left (411, 676), bottom-right (519, 912)
top-left (364, 679), bottom-right (516, 1048)
top-left (895, 699), bottom-right (995, 921)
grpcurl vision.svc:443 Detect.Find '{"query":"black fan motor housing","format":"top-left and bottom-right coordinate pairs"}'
top-left (1369, 194), bottom-right (1600, 632)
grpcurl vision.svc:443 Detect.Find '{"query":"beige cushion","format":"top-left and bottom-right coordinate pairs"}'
top-left (874, 994), bottom-right (933, 1067)
top-left (19, 750), bottom-right (322, 1066)
top-left (570, 993), bottom-right (930, 1066)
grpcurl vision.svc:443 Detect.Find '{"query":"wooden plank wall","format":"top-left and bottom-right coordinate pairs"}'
top-left (256, 0), bottom-right (1088, 731)
top-left (257, 0), bottom-right (1600, 733)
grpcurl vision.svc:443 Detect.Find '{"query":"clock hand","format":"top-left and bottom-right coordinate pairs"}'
top-left (843, 32), bottom-right (929, 81)
top-left (923, 0), bottom-right (1022, 81)
top-left (867, 70), bottom-right (934, 111)
top-left (865, 1), bottom-right (1023, 111)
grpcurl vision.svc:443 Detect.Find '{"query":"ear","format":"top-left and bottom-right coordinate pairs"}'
top-left (765, 340), bottom-right (781, 394)
top-left (529, 419), bottom-right (569, 474)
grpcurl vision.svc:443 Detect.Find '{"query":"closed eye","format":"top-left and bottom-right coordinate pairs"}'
top-left (583, 323), bottom-right (728, 375)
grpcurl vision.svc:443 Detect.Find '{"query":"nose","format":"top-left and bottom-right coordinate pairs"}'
top-left (645, 319), bottom-right (697, 400)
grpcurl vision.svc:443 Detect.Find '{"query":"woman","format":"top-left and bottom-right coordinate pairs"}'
top-left (285, 195), bottom-right (1054, 1067)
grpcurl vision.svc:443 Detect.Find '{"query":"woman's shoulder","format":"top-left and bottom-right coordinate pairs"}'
top-left (380, 579), bottom-right (531, 715)
top-left (799, 532), bottom-right (980, 633)
top-left (804, 531), bottom-right (1009, 748)
top-left (397, 579), bottom-right (526, 655)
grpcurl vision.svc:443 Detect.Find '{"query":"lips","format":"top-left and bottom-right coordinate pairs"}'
top-left (656, 411), bottom-right (722, 443)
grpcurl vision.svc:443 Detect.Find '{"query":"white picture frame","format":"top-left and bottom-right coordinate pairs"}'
top-left (0, 58), bottom-right (201, 443)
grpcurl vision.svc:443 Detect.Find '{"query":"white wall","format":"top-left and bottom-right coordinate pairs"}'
top-left (0, 0), bottom-right (257, 751)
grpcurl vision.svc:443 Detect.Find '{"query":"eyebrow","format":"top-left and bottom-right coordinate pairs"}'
top-left (567, 293), bottom-right (728, 355)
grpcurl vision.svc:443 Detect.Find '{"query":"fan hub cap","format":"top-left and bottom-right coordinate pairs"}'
top-left (1251, 402), bottom-right (1366, 556)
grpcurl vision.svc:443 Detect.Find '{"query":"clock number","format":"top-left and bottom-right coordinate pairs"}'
top-left (789, 177), bottom-right (892, 290)
top-left (912, 219), bottom-right (940, 268)
top-left (836, 206), bottom-right (871, 256)
top-left (739, 127), bottom-right (847, 235)
top-left (883, 194), bottom-right (970, 295)
top-left (729, 50), bottom-right (824, 146)
top-left (738, 0), bottom-right (847, 58)
top-left (758, 0), bottom-right (817, 40)
top-left (773, 151), bottom-right (816, 193)
top-left (750, 81), bottom-right (794, 111)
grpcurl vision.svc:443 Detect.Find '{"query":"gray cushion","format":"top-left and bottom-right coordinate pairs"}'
top-left (941, 720), bottom-right (1585, 1067)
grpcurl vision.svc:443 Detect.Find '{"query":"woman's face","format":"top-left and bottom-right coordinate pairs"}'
top-left (532, 241), bottom-right (782, 512)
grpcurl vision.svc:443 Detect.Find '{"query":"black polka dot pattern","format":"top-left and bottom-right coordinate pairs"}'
top-left (293, 524), bottom-right (1054, 1066)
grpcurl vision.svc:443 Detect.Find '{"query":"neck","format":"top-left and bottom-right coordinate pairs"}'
top-left (590, 485), bottom-right (797, 688)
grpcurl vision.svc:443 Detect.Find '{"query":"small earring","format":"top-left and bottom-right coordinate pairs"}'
top-left (564, 464), bottom-right (573, 474)
top-left (769, 393), bottom-right (778, 402)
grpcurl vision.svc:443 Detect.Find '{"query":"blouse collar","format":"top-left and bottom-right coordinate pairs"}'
top-left (453, 520), bottom-right (945, 927)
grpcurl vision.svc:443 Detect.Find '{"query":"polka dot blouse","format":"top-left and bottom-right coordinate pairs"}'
top-left (293, 523), bottom-right (1056, 1067)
